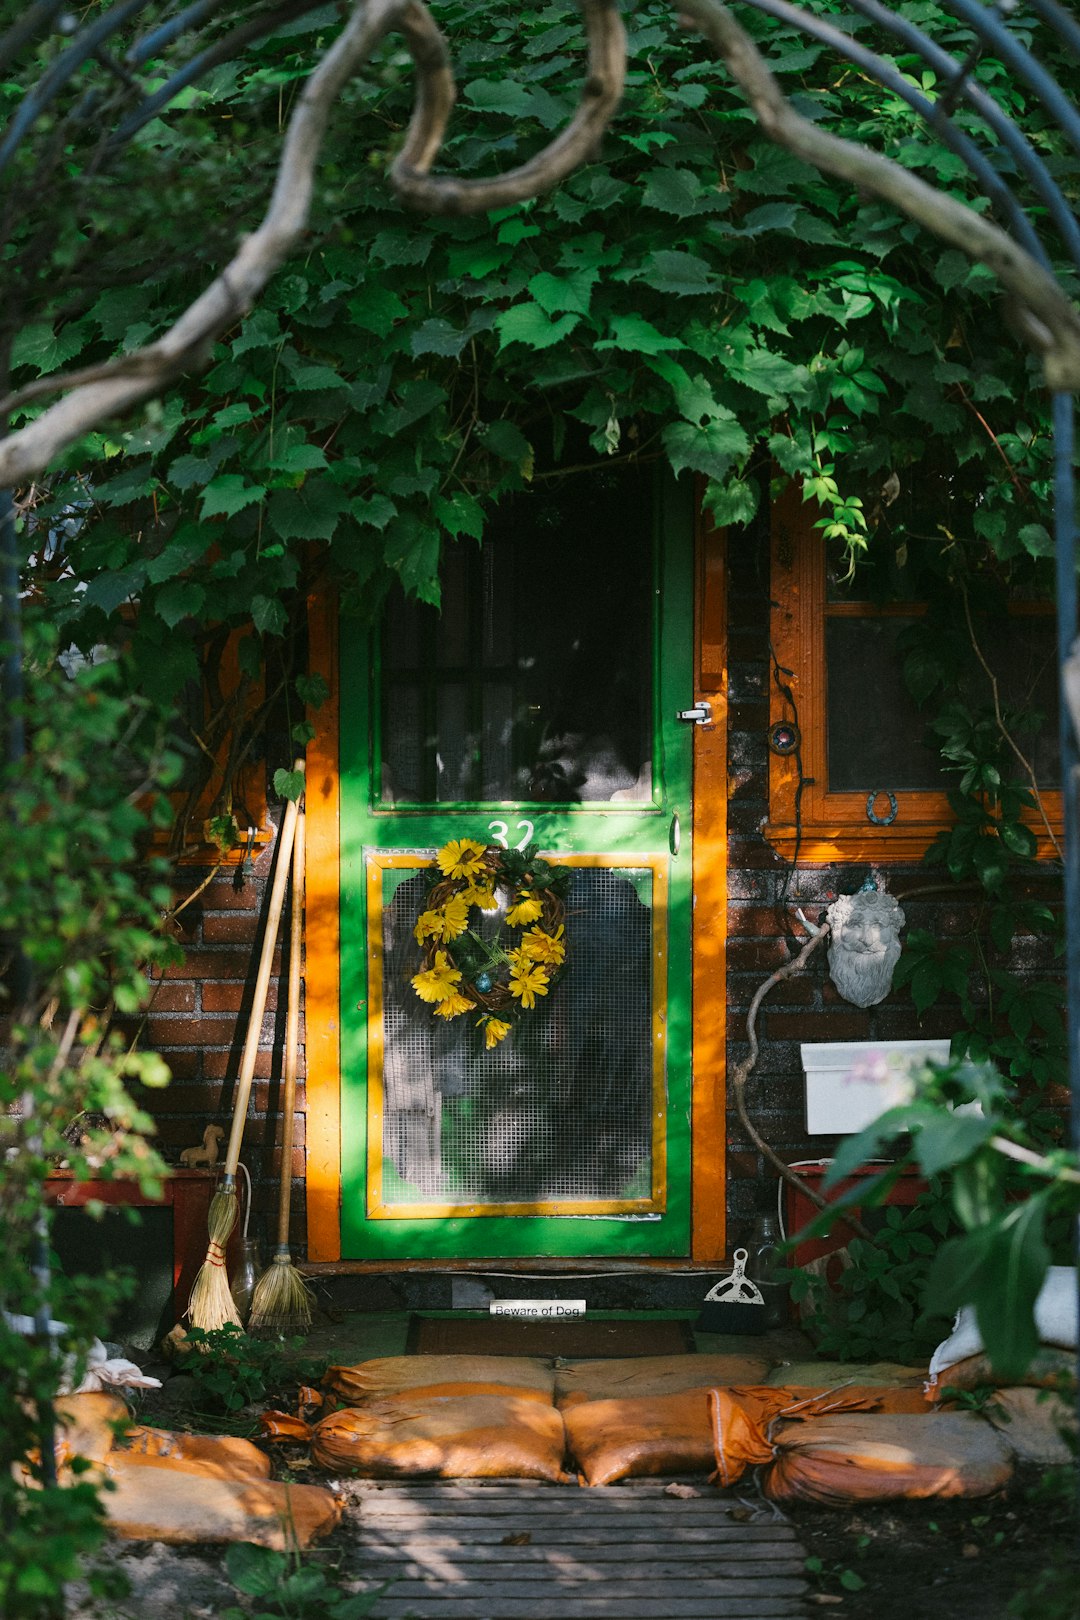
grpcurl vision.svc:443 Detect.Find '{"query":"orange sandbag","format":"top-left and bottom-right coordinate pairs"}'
top-left (102, 1455), bottom-right (342, 1548)
top-left (312, 1393), bottom-right (568, 1482)
top-left (764, 1412), bottom-right (1013, 1505)
top-left (709, 1385), bottom-right (926, 1488)
top-left (927, 1347), bottom-right (1077, 1399)
top-left (52, 1392), bottom-right (130, 1472)
top-left (117, 1427), bottom-right (271, 1478)
top-left (323, 1354), bottom-right (555, 1405)
top-left (563, 1390), bottom-right (716, 1485)
top-left (555, 1353), bottom-right (770, 1410)
top-left (260, 1411), bottom-right (316, 1444)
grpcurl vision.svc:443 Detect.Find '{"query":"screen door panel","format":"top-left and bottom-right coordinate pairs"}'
top-left (339, 469), bottom-right (693, 1258)
top-left (367, 854), bottom-right (667, 1219)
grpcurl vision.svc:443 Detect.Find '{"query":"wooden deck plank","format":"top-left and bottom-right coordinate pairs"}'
top-left (366, 1600), bottom-right (805, 1619)
top-left (361, 1583), bottom-right (805, 1603)
top-left (357, 1501), bottom-right (788, 1519)
top-left (358, 1514), bottom-right (794, 1535)
top-left (358, 1544), bottom-right (805, 1565)
top-left (351, 1478), bottom-right (809, 1620)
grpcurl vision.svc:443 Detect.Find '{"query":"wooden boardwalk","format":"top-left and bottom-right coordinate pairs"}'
top-left (345, 1480), bottom-right (809, 1620)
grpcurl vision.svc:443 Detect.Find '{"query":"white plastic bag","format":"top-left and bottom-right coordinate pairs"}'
top-left (928, 1266), bottom-right (1078, 1383)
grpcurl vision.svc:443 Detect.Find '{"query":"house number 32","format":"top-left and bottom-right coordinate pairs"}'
top-left (488, 819), bottom-right (534, 851)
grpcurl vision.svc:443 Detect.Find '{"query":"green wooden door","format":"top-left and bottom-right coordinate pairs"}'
top-left (339, 470), bottom-right (694, 1258)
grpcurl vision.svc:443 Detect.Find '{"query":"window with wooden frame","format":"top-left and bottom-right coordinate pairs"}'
top-left (159, 631), bottom-right (271, 865)
top-left (766, 479), bottom-right (1061, 863)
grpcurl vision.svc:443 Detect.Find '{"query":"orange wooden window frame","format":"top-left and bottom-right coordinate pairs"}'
top-left (766, 480), bottom-right (1062, 864)
top-left (156, 631), bottom-right (272, 865)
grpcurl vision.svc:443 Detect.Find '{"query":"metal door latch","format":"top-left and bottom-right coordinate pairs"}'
top-left (675, 701), bottom-right (712, 725)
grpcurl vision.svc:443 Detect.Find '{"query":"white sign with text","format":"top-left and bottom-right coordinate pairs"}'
top-left (489, 1300), bottom-right (586, 1319)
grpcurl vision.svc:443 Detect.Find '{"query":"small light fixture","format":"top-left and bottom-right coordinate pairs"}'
top-left (768, 721), bottom-right (800, 756)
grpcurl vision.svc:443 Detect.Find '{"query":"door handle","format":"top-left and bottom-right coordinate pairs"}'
top-left (676, 701), bottom-right (711, 725)
top-left (669, 811), bottom-right (681, 857)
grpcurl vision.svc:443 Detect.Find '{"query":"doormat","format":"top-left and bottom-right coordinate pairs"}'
top-left (407, 1315), bottom-right (695, 1358)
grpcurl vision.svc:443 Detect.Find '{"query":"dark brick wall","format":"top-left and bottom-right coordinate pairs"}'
top-left (723, 527), bottom-right (1063, 1251)
top-left (135, 820), bottom-right (308, 1257)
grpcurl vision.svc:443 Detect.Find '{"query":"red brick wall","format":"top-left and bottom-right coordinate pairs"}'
top-left (137, 821), bottom-right (308, 1256)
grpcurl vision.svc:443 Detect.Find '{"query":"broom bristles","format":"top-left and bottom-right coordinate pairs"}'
top-left (187, 1185), bottom-right (241, 1331)
top-left (248, 1248), bottom-right (314, 1334)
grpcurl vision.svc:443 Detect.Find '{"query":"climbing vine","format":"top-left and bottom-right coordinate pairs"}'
top-left (5, 1), bottom-right (1076, 840)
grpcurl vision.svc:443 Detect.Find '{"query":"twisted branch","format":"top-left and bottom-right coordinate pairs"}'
top-left (0, 0), bottom-right (626, 484)
top-left (6, 0), bottom-right (1080, 487)
top-left (730, 923), bottom-right (876, 1243)
top-left (389, 0), bottom-right (626, 215)
top-left (677, 0), bottom-right (1080, 392)
top-left (958, 583), bottom-right (1063, 861)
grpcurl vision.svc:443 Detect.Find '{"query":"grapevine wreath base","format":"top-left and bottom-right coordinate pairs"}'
top-left (410, 839), bottom-right (570, 1048)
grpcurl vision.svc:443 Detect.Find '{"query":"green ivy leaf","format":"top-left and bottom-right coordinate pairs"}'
top-left (496, 304), bottom-right (580, 350)
top-left (527, 269), bottom-right (596, 316)
top-left (435, 492), bottom-right (485, 541)
top-left (638, 250), bottom-right (722, 297)
top-left (641, 166), bottom-right (721, 217)
top-left (200, 476), bottom-right (266, 521)
top-left (155, 581), bottom-right (206, 628)
top-left (267, 481), bottom-right (350, 541)
top-left (225, 1542), bottom-right (288, 1598)
top-left (410, 318), bottom-right (468, 359)
top-left (252, 595), bottom-right (288, 636)
top-left (661, 415), bottom-right (749, 482)
top-left (596, 314), bottom-right (682, 354)
top-left (482, 420), bottom-right (533, 467)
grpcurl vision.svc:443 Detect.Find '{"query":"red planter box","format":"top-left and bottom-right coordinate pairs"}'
top-left (785, 1159), bottom-right (928, 1268)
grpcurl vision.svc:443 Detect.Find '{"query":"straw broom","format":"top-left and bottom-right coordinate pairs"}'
top-left (188, 764), bottom-right (304, 1331)
top-left (249, 796), bottom-right (314, 1333)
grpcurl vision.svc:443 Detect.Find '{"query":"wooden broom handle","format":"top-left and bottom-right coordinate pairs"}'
top-left (276, 801), bottom-right (304, 1246)
top-left (223, 762), bottom-right (304, 1178)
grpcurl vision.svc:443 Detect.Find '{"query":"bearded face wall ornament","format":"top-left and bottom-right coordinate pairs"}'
top-left (825, 889), bottom-right (906, 1008)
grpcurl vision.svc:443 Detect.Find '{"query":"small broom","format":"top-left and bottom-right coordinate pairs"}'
top-left (188, 763), bottom-right (305, 1331)
top-left (249, 794), bottom-right (314, 1334)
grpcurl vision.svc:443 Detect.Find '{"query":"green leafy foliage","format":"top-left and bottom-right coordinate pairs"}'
top-left (810, 1057), bottom-right (1079, 1377)
top-left (0, 613), bottom-right (181, 1617)
top-left (788, 1188), bottom-right (956, 1363)
top-left (7, 0), bottom-right (1069, 738)
top-left (222, 1541), bottom-right (383, 1619)
top-left (179, 1324), bottom-right (325, 1415)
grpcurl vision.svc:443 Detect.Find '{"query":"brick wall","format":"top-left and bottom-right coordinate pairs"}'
top-left (723, 526), bottom-right (1063, 1251)
top-left (128, 523), bottom-right (1062, 1266)
top-left (135, 818), bottom-right (308, 1256)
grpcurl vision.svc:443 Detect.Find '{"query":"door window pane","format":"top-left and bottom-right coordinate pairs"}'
top-left (377, 868), bottom-right (655, 1207)
top-left (380, 470), bottom-right (654, 804)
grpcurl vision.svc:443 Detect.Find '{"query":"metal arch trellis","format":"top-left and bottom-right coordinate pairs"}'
top-left (0, 0), bottom-right (1078, 1374)
top-left (727, 0), bottom-right (1080, 1135)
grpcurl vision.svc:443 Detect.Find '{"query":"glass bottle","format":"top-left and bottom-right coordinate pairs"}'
top-left (750, 1211), bottom-right (788, 1330)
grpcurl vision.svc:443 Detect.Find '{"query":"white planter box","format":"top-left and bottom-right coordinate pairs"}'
top-left (800, 1039), bottom-right (952, 1134)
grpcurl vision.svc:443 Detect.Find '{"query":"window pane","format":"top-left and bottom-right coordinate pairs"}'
top-left (379, 470), bottom-right (653, 804)
top-left (379, 869), bottom-right (654, 1206)
top-left (826, 614), bottom-right (1060, 793)
top-left (826, 617), bottom-right (940, 791)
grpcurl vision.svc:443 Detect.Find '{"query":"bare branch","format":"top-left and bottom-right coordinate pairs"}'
top-left (677, 0), bottom-right (1080, 392)
top-left (389, 0), bottom-right (627, 215)
top-left (990, 1133), bottom-right (1080, 1185)
top-left (959, 583), bottom-right (1063, 861)
top-left (0, 0), bottom-right (412, 489)
top-left (729, 922), bottom-right (877, 1241)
